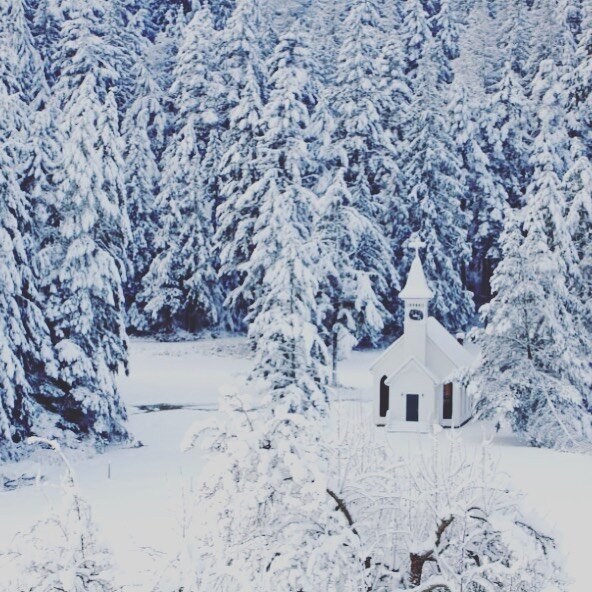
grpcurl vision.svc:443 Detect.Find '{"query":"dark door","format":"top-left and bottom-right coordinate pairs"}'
top-left (443, 383), bottom-right (453, 420)
top-left (379, 376), bottom-right (389, 417)
top-left (406, 394), bottom-right (419, 422)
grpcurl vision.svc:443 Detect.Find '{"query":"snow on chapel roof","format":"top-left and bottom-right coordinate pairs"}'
top-left (398, 252), bottom-right (434, 300)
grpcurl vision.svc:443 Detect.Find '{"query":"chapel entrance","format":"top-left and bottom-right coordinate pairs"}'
top-left (406, 394), bottom-right (419, 422)
top-left (379, 376), bottom-right (389, 417)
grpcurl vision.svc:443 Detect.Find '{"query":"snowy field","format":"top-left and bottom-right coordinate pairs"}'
top-left (1, 336), bottom-right (591, 591)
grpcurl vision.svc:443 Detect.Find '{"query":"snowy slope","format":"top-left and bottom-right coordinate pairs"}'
top-left (0, 337), bottom-right (590, 591)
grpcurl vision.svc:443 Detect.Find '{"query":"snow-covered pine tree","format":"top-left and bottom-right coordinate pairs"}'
top-left (472, 59), bottom-right (592, 448)
top-left (214, 0), bottom-right (274, 328)
top-left (316, 166), bottom-right (386, 384)
top-left (401, 0), bottom-right (433, 77)
top-left (379, 21), bottom-right (412, 145)
top-left (330, 0), bottom-right (398, 344)
top-left (183, 37), bottom-right (364, 590)
top-left (404, 38), bottom-right (474, 331)
top-left (38, 0), bottom-right (130, 442)
top-left (0, 0), bottom-right (48, 108)
top-left (456, 0), bottom-right (500, 96)
top-left (482, 57), bottom-right (533, 208)
top-left (122, 61), bottom-right (165, 321)
top-left (0, 65), bottom-right (56, 459)
top-left (208, 0), bottom-right (236, 30)
top-left (301, 0), bottom-right (345, 86)
top-left (563, 136), bottom-right (592, 352)
top-left (32, 0), bottom-right (63, 86)
top-left (214, 62), bottom-right (264, 324)
top-left (495, 0), bottom-right (533, 80)
top-left (448, 81), bottom-right (506, 305)
top-left (136, 117), bottom-right (222, 333)
top-left (377, 26), bottom-right (412, 331)
top-left (432, 0), bottom-right (461, 62)
top-left (151, 5), bottom-right (186, 95)
top-left (568, 0), bottom-right (592, 150)
top-left (134, 4), bottom-right (222, 333)
top-left (240, 32), bottom-right (320, 337)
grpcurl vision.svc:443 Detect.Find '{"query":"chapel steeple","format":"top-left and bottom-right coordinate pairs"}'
top-left (399, 238), bottom-right (433, 364)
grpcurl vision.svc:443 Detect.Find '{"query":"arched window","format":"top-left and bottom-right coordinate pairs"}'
top-left (380, 376), bottom-right (389, 417)
top-left (443, 382), bottom-right (453, 420)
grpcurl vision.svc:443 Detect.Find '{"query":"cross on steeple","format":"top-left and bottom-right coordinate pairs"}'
top-left (408, 235), bottom-right (425, 255)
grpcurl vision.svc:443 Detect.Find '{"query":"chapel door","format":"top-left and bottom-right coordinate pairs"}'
top-left (443, 383), bottom-right (453, 420)
top-left (379, 376), bottom-right (389, 417)
top-left (406, 394), bottom-right (419, 422)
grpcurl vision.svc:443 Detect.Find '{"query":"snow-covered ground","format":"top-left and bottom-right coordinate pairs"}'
top-left (1, 337), bottom-right (591, 590)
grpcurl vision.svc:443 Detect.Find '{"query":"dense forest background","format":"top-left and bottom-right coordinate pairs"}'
top-left (0, 0), bottom-right (591, 456)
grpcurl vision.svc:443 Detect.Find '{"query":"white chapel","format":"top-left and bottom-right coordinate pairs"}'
top-left (370, 242), bottom-right (477, 432)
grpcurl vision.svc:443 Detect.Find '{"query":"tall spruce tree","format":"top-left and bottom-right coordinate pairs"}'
top-left (134, 5), bottom-right (222, 333)
top-left (404, 38), bottom-right (474, 331)
top-left (215, 0), bottom-right (288, 329)
top-left (215, 60), bottom-right (265, 327)
top-left (122, 62), bottom-right (165, 320)
top-left (401, 0), bottom-right (433, 77)
top-left (330, 0), bottom-right (398, 344)
top-left (448, 81), bottom-right (506, 305)
top-left (188, 36), bottom-right (362, 590)
top-left (38, 0), bottom-right (130, 442)
top-left (482, 58), bottom-right (532, 209)
top-left (0, 0), bottom-right (48, 108)
top-left (569, 0), bottom-right (592, 149)
top-left (0, 58), bottom-right (56, 458)
top-left (238, 33), bottom-right (319, 331)
top-left (473, 58), bottom-right (592, 448)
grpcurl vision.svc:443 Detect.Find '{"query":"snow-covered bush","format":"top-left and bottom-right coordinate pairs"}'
top-left (333, 411), bottom-right (565, 591)
top-left (2, 438), bottom-right (117, 592)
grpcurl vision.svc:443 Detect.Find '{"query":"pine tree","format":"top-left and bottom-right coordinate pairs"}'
top-left (241, 34), bottom-right (322, 343)
top-left (495, 0), bottom-right (533, 79)
top-left (472, 208), bottom-right (591, 449)
top-left (0, 72), bottom-right (56, 459)
top-left (122, 62), bottom-right (165, 318)
top-left (134, 5), bottom-right (222, 333)
top-left (404, 39), bottom-right (474, 331)
top-left (185, 37), bottom-right (363, 591)
top-left (330, 0), bottom-right (398, 344)
top-left (316, 167), bottom-right (385, 384)
top-left (151, 5), bottom-right (185, 94)
top-left (473, 59), bottom-right (592, 448)
top-left (0, 0), bottom-right (48, 108)
top-left (482, 58), bottom-right (532, 208)
top-left (209, 0), bottom-right (236, 30)
top-left (568, 0), bottom-right (592, 149)
top-left (448, 81), bottom-right (506, 305)
top-left (432, 0), bottom-right (461, 61)
top-left (136, 118), bottom-right (221, 333)
top-left (39, 0), bottom-right (130, 442)
top-left (215, 67), bottom-right (265, 327)
top-left (563, 136), bottom-right (592, 348)
top-left (401, 0), bottom-right (433, 77)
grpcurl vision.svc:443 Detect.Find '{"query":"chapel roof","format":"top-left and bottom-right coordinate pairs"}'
top-left (369, 318), bottom-right (477, 374)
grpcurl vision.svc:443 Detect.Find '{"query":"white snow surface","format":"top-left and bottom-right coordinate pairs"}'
top-left (0, 336), bottom-right (590, 591)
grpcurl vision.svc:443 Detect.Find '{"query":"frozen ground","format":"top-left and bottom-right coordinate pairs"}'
top-left (0, 337), bottom-right (591, 590)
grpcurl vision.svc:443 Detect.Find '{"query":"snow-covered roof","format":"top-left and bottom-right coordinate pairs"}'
top-left (369, 334), bottom-right (404, 371)
top-left (370, 318), bottom-right (477, 377)
top-left (385, 356), bottom-right (440, 385)
top-left (398, 253), bottom-right (434, 300)
top-left (426, 318), bottom-right (476, 368)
